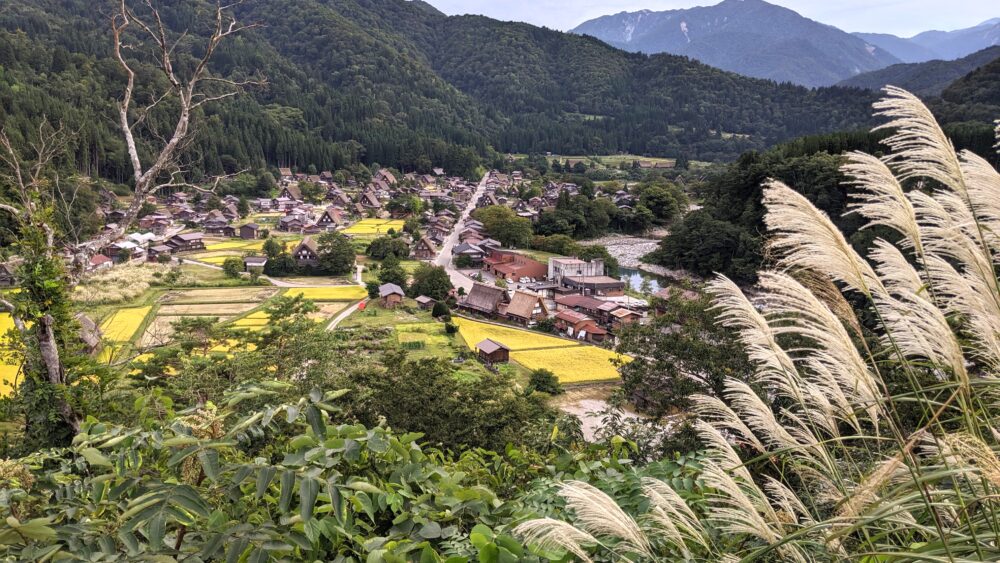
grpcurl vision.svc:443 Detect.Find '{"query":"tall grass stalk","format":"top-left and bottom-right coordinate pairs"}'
top-left (514, 89), bottom-right (1000, 561)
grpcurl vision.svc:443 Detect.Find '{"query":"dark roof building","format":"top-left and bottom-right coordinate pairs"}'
top-left (293, 237), bottom-right (320, 267)
top-left (460, 283), bottom-right (510, 316)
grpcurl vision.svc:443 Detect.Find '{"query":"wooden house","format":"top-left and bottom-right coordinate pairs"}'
top-left (278, 215), bottom-right (306, 233)
top-left (147, 245), bottom-right (173, 262)
top-left (412, 236), bottom-right (437, 260)
top-left (505, 290), bottom-right (548, 326)
top-left (239, 223), bottom-right (261, 240)
top-left (415, 295), bottom-right (437, 310)
top-left (476, 339), bottom-right (510, 365)
top-left (280, 184), bottom-right (303, 201)
top-left (375, 168), bottom-right (397, 185)
top-left (0, 262), bottom-right (17, 287)
top-left (554, 310), bottom-right (607, 343)
top-left (165, 232), bottom-right (205, 253)
top-left (451, 243), bottom-right (485, 266)
top-left (316, 207), bottom-right (344, 231)
top-left (243, 256), bottom-right (268, 271)
top-left (203, 220), bottom-right (230, 236)
top-left (360, 191), bottom-right (381, 210)
top-left (610, 308), bottom-right (642, 331)
top-left (460, 283), bottom-right (510, 317)
top-left (379, 283), bottom-right (405, 308)
top-left (292, 238), bottom-right (320, 268)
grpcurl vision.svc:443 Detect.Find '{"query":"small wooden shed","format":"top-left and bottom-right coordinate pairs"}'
top-left (379, 283), bottom-right (405, 309)
top-left (476, 338), bottom-right (510, 365)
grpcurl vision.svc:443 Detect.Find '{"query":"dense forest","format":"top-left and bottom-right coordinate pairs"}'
top-left (0, 0), bottom-right (888, 185)
top-left (836, 46), bottom-right (1000, 97)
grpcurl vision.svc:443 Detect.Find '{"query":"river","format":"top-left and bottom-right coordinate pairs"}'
top-left (620, 267), bottom-right (666, 293)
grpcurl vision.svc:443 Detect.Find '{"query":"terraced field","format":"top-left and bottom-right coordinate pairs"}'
top-left (100, 307), bottom-right (153, 342)
top-left (512, 347), bottom-right (629, 383)
top-left (191, 238), bottom-right (300, 265)
top-left (161, 288), bottom-right (279, 304)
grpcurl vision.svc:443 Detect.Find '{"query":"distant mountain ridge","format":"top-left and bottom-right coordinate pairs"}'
top-left (0, 0), bottom-right (884, 182)
top-left (837, 46), bottom-right (1000, 97)
top-left (571, 0), bottom-right (900, 87)
top-left (856, 19), bottom-right (1000, 63)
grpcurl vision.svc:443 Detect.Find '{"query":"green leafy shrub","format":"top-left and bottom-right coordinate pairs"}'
top-left (528, 368), bottom-right (562, 395)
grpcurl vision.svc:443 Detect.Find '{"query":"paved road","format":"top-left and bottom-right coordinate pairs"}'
top-left (436, 172), bottom-right (489, 293)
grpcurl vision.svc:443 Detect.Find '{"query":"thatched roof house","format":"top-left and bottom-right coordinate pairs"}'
top-left (460, 283), bottom-right (509, 316)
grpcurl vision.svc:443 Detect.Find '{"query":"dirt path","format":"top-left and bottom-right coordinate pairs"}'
top-left (326, 298), bottom-right (368, 330)
top-left (552, 382), bottom-right (640, 441)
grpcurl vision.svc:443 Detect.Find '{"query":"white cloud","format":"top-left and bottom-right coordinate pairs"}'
top-left (424, 0), bottom-right (997, 36)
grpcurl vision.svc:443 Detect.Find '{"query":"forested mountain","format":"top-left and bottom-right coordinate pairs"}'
top-left (414, 15), bottom-right (877, 161)
top-left (570, 0), bottom-right (900, 87)
top-left (934, 54), bottom-right (1000, 123)
top-left (0, 0), bottom-right (883, 186)
top-left (837, 46), bottom-right (1000, 97)
top-left (856, 19), bottom-right (1000, 63)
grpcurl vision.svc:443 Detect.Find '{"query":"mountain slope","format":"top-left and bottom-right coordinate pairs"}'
top-left (852, 33), bottom-right (939, 63)
top-left (837, 46), bottom-right (1000, 96)
top-left (935, 54), bottom-right (1000, 123)
top-left (0, 0), bottom-right (879, 182)
top-left (857, 19), bottom-right (1000, 63)
top-left (410, 15), bottom-right (880, 160)
top-left (571, 0), bottom-right (899, 87)
top-left (910, 20), bottom-right (1000, 60)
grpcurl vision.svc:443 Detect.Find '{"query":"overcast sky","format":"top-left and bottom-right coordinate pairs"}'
top-left (424, 0), bottom-right (998, 37)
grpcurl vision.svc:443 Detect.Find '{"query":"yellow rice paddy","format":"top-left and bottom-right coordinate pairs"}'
top-left (99, 307), bottom-right (152, 342)
top-left (0, 313), bottom-right (21, 397)
top-left (342, 219), bottom-right (405, 236)
top-left (452, 317), bottom-right (626, 383)
top-left (453, 318), bottom-right (581, 352)
top-left (511, 347), bottom-right (630, 383)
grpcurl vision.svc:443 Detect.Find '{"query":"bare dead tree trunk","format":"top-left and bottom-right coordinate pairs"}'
top-left (68, 0), bottom-right (262, 277)
top-left (0, 1), bottom-right (261, 441)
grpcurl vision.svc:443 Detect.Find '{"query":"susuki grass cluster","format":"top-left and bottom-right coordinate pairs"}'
top-left (515, 88), bottom-right (1000, 560)
top-left (73, 263), bottom-right (195, 305)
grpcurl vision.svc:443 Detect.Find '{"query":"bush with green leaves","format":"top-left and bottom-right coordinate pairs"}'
top-left (528, 368), bottom-right (562, 395)
top-left (0, 384), bottom-right (524, 561)
top-left (431, 301), bottom-right (450, 318)
top-left (222, 256), bottom-right (243, 279)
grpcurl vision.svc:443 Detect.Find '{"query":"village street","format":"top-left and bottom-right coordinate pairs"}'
top-left (435, 171), bottom-right (489, 294)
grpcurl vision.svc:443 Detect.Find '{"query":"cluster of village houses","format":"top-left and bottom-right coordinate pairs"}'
top-left (0, 167), bottom-right (661, 350)
top-left (448, 172), bottom-right (656, 348)
top-left (13, 167), bottom-right (481, 274)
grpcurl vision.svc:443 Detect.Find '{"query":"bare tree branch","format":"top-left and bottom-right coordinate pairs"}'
top-left (74, 0), bottom-right (262, 276)
top-left (112, 4), bottom-right (144, 183)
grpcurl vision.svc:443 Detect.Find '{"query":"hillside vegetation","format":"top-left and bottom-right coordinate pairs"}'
top-left (837, 46), bottom-right (1000, 97)
top-left (0, 0), bottom-right (883, 183)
